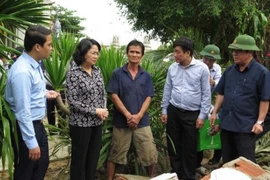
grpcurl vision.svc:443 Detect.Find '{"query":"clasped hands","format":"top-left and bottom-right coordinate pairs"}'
top-left (126, 114), bottom-right (141, 129)
top-left (96, 108), bottom-right (109, 120)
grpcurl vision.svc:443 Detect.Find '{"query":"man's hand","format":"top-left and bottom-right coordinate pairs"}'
top-left (161, 114), bottom-right (168, 124)
top-left (46, 90), bottom-right (60, 100)
top-left (29, 146), bottom-right (41, 161)
top-left (209, 125), bottom-right (220, 136)
top-left (96, 108), bottom-right (109, 120)
top-left (196, 118), bottom-right (204, 129)
top-left (210, 77), bottom-right (215, 87)
top-left (251, 123), bottom-right (263, 135)
top-left (210, 113), bottom-right (217, 127)
top-left (127, 114), bottom-right (141, 129)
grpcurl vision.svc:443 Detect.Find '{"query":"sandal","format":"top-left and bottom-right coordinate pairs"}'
top-left (196, 166), bottom-right (210, 175)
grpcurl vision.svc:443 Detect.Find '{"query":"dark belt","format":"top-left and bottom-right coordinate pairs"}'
top-left (170, 103), bottom-right (199, 113)
top-left (33, 120), bottom-right (43, 124)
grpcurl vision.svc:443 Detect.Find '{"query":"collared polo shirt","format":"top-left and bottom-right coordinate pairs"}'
top-left (215, 59), bottom-right (270, 132)
top-left (107, 63), bottom-right (154, 128)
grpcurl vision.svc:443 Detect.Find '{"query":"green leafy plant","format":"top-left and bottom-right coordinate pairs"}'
top-left (0, 68), bottom-right (17, 179)
top-left (256, 132), bottom-right (270, 171)
top-left (43, 33), bottom-right (80, 115)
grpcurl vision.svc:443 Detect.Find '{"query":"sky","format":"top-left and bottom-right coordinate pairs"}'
top-left (53, 0), bottom-right (161, 49)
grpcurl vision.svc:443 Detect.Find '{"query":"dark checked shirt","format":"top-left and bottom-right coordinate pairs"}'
top-left (66, 64), bottom-right (106, 127)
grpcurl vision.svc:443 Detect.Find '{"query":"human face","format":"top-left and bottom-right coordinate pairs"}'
top-left (84, 45), bottom-right (100, 66)
top-left (39, 34), bottom-right (53, 59)
top-left (203, 57), bottom-right (215, 69)
top-left (173, 46), bottom-right (190, 64)
top-left (232, 50), bottom-right (252, 65)
top-left (127, 45), bottom-right (143, 64)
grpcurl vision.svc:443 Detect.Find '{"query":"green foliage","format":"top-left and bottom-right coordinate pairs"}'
top-left (256, 132), bottom-right (270, 171)
top-left (97, 46), bottom-right (126, 86)
top-left (51, 5), bottom-right (85, 35)
top-left (0, 68), bottom-right (17, 179)
top-left (43, 33), bottom-right (80, 91)
top-left (114, 0), bottom-right (269, 62)
top-left (0, 0), bottom-right (52, 58)
top-left (46, 115), bottom-right (71, 157)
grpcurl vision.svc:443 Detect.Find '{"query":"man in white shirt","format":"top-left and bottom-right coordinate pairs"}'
top-left (197, 45), bottom-right (223, 176)
top-left (200, 44), bottom-right (222, 92)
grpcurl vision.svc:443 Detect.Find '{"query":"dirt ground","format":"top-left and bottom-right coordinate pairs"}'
top-left (0, 150), bottom-right (214, 180)
top-left (0, 158), bottom-right (70, 180)
top-left (45, 158), bottom-right (70, 180)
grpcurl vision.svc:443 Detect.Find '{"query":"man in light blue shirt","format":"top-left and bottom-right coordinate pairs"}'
top-left (5, 25), bottom-right (59, 180)
top-left (161, 37), bottom-right (211, 180)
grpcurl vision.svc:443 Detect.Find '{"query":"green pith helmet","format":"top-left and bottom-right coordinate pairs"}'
top-left (228, 34), bottom-right (260, 51)
top-left (200, 44), bottom-right (221, 60)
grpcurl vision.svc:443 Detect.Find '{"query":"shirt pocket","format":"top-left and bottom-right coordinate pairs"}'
top-left (186, 75), bottom-right (201, 91)
top-left (137, 82), bottom-right (147, 97)
top-left (241, 79), bottom-right (256, 94)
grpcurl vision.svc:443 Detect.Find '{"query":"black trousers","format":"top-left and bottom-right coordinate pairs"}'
top-left (166, 104), bottom-right (200, 180)
top-left (69, 125), bottom-right (102, 180)
top-left (221, 129), bottom-right (256, 164)
top-left (13, 121), bottom-right (49, 180)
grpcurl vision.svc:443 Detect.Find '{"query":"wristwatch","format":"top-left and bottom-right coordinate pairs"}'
top-left (256, 120), bottom-right (264, 127)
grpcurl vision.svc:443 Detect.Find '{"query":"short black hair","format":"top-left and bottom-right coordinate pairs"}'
top-left (24, 25), bottom-right (51, 52)
top-left (73, 38), bottom-right (101, 66)
top-left (173, 37), bottom-right (194, 56)
top-left (126, 39), bottom-right (145, 55)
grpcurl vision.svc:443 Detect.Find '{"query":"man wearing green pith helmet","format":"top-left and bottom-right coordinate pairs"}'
top-left (197, 45), bottom-right (223, 175)
top-left (200, 44), bottom-right (222, 92)
top-left (210, 34), bottom-right (270, 163)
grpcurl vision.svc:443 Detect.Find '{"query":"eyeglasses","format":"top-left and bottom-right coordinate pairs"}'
top-left (90, 52), bottom-right (100, 57)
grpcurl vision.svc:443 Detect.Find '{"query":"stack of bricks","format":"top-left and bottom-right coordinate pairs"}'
top-left (201, 157), bottom-right (270, 180)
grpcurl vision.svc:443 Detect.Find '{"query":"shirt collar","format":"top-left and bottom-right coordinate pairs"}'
top-left (235, 59), bottom-right (256, 71)
top-left (122, 63), bottom-right (145, 74)
top-left (21, 52), bottom-right (40, 69)
top-left (71, 62), bottom-right (99, 72)
top-left (179, 57), bottom-right (197, 68)
top-left (210, 64), bottom-right (218, 72)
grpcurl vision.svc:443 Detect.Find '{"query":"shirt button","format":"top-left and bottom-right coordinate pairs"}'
top-left (234, 91), bottom-right (236, 93)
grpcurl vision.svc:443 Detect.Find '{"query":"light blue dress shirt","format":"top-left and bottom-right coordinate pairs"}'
top-left (161, 57), bottom-right (211, 120)
top-left (5, 52), bottom-right (46, 149)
